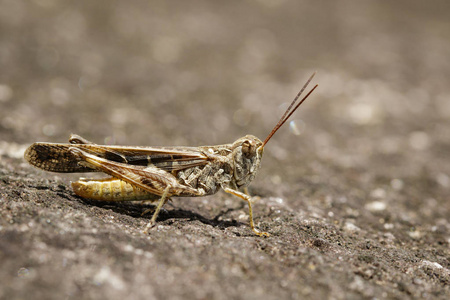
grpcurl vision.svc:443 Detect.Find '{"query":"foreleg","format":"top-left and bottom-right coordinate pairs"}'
top-left (222, 187), bottom-right (270, 237)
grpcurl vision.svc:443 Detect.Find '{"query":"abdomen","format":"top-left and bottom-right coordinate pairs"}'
top-left (72, 177), bottom-right (159, 201)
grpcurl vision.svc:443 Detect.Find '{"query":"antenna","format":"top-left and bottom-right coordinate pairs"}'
top-left (262, 72), bottom-right (318, 146)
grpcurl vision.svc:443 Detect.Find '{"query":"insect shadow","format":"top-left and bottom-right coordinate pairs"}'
top-left (74, 194), bottom-right (244, 231)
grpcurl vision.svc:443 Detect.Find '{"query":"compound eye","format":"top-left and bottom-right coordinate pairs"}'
top-left (242, 140), bottom-right (254, 158)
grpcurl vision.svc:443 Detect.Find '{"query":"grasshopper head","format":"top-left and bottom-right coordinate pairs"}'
top-left (231, 72), bottom-right (318, 188)
top-left (231, 135), bottom-right (264, 188)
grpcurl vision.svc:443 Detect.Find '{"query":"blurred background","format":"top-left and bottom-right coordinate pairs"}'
top-left (1, 1), bottom-right (450, 299)
top-left (1, 0), bottom-right (449, 219)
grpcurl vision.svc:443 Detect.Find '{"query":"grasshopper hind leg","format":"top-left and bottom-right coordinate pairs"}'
top-left (69, 134), bottom-right (94, 145)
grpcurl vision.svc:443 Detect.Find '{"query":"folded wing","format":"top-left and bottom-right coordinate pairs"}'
top-left (25, 141), bottom-right (209, 173)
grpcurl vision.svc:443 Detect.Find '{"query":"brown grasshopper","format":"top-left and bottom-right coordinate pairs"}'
top-left (24, 73), bottom-right (318, 236)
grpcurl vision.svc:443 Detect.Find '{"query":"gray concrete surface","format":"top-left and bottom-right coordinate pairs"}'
top-left (0, 1), bottom-right (449, 299)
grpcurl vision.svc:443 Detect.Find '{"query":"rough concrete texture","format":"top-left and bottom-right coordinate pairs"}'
top-left (1, 1), bottom-right (449, 299)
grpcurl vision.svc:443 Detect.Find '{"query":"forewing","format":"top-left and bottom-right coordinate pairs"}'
top-left (79, 144), bottom-right (210, 171)
top-left (25, 143), bottom-right (210, 173)
top-left (25, 143), bottom-right (98, 173)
